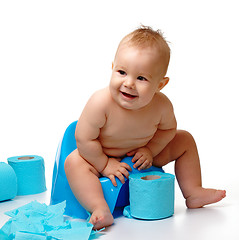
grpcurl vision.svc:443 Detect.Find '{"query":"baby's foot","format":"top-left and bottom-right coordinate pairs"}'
top-left (89, 208), bottom-right (114, 230)
top-left (186, 187), bottom-right (226, 208)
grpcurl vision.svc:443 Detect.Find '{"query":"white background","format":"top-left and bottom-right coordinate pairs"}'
top-left (0, 0), bottom-right (239, 239)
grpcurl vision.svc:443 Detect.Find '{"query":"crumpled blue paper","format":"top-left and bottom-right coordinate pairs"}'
top-left (0, 201), bottom-right (101, 240)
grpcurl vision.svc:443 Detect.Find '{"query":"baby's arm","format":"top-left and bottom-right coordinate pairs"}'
top-left (146, 99), bottom-right (177, 157)
top-left (76, 90), bottom-right (131, 185)
top-left (76, 91), bottom-right (109, 173)
top-left (129, 95), bottom-right (177, 170)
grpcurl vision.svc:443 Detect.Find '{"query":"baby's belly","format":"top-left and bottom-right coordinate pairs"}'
top-left (101, 138), bottom-right (151, 157)
top-left (102, 147), bottom-right (132, 157)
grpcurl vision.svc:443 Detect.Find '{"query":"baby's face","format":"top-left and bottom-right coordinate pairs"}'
top-left (110, 44), bottom-right (165, 110)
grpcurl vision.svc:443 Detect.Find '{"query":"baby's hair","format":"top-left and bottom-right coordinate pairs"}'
top-left (120, 25), bottom-right (170, 77)
top-left (124, 25), bottom-right (170, 53)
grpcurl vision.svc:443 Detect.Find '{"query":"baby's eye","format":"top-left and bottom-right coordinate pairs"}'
top-left (118, 70), bottom-right (126, 75)
top-left (137, 76), bottom-right (147, 81)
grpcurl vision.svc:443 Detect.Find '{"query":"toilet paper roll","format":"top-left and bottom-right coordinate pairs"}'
top-left (0, 162), bottom-right (17, 202)
top-left (127, 171), bottom-right (175, 220)
top-left (7, 155), bottom-right (46, 196)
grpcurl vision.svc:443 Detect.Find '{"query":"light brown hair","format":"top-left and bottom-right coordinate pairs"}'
top-left (118, 25), bottom-right (171, 77)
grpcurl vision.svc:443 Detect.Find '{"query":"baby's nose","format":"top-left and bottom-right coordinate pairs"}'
top-left (123, 77), bottom-right (135, 89)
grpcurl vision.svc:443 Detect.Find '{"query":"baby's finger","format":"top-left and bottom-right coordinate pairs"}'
top-left (138, 161), bottom-right (152, 170)
top-left (127, 150), bottom-right (136, 156)
top-left (132, 152), bottom-right (142, 163)
top-left (109, 175), bottom-right (117, 187)
top-left (121, 162), bottom-right (132, 172)
top-left (115, 171), bottom-right (125, 184)
top-left (133, 157), bottom-right (145, 169)
top-left (120, 167), bottom-right (130, 179)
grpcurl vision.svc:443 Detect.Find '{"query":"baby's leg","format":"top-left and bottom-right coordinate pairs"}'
top-left (64, 149), bottom-right (113, 229)
top-left (153, 130), bottom-right (226, 208)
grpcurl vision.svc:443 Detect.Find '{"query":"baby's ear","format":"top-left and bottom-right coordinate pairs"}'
top-left (158, 77), bottom-right (169, 90)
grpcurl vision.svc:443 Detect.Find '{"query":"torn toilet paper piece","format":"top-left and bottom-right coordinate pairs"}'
top-left (0, 200), bottom-right (101, 240)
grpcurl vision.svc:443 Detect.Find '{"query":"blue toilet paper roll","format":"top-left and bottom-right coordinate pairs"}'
top-left (7, 155), bottom-right (46, 196)
top-left (0, 162), bottom-right (17, 202)
top-left (125, 171), bottom-right (175, 220)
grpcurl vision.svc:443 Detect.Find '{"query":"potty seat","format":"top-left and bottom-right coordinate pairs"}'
top-left (50, 121), bottom-right (164, 219)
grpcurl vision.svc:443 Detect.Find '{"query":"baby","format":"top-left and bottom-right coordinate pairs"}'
top-left (65, 26), bottom-right (226, 230)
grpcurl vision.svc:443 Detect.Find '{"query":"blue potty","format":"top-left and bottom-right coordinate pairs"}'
top-left (50, 121), bottom-right (164, 219)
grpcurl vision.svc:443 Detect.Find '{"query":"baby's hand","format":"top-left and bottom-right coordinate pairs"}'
top-left (127, 147), bottom-right (153, 170)
top-left (101, 158), bottom-right (132, 187)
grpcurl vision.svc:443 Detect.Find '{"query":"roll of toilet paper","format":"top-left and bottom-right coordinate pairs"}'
top-left (0, 162), bottom-right (17, 201)
top-left (7, 155), bottom-right (46, 195)
top-left (127, 171), bottom-right (175, 220)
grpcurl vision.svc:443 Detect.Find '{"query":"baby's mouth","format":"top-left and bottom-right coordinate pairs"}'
top-left (120, 91), bottom-right (138, 99)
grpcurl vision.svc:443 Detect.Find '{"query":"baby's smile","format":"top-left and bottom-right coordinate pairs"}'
top-left (120, 91), bottom-right (138, 100)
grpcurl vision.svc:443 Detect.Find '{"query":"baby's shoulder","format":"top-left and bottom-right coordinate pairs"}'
top-left (92, 87), bottom-right (111, 101)
top-left (87, 87), bottom-right (111, 109)
top-left (153, 92), bottom-right (175, 118)
top-left (155, 92), bottom-right (173, 107)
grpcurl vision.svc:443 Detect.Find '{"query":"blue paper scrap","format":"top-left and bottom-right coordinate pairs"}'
top-left (0, 200), bottom-right (102, 240)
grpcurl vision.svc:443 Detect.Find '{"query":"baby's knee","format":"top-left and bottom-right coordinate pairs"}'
top-left (177, 130), bottom-right (196, 146)
top-left (64, 150), bottom-right (79, 174)
top-left (64, 150), bottom-right (100, 177)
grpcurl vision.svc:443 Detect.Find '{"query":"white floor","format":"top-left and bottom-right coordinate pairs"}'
top-left (1, 1), bottom-right (239, 239)
top-left (1, 179), bottom-right (238, 240)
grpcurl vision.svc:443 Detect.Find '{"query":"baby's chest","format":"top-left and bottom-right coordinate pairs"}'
top-left (101, 114), bottom-right (159, 139)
